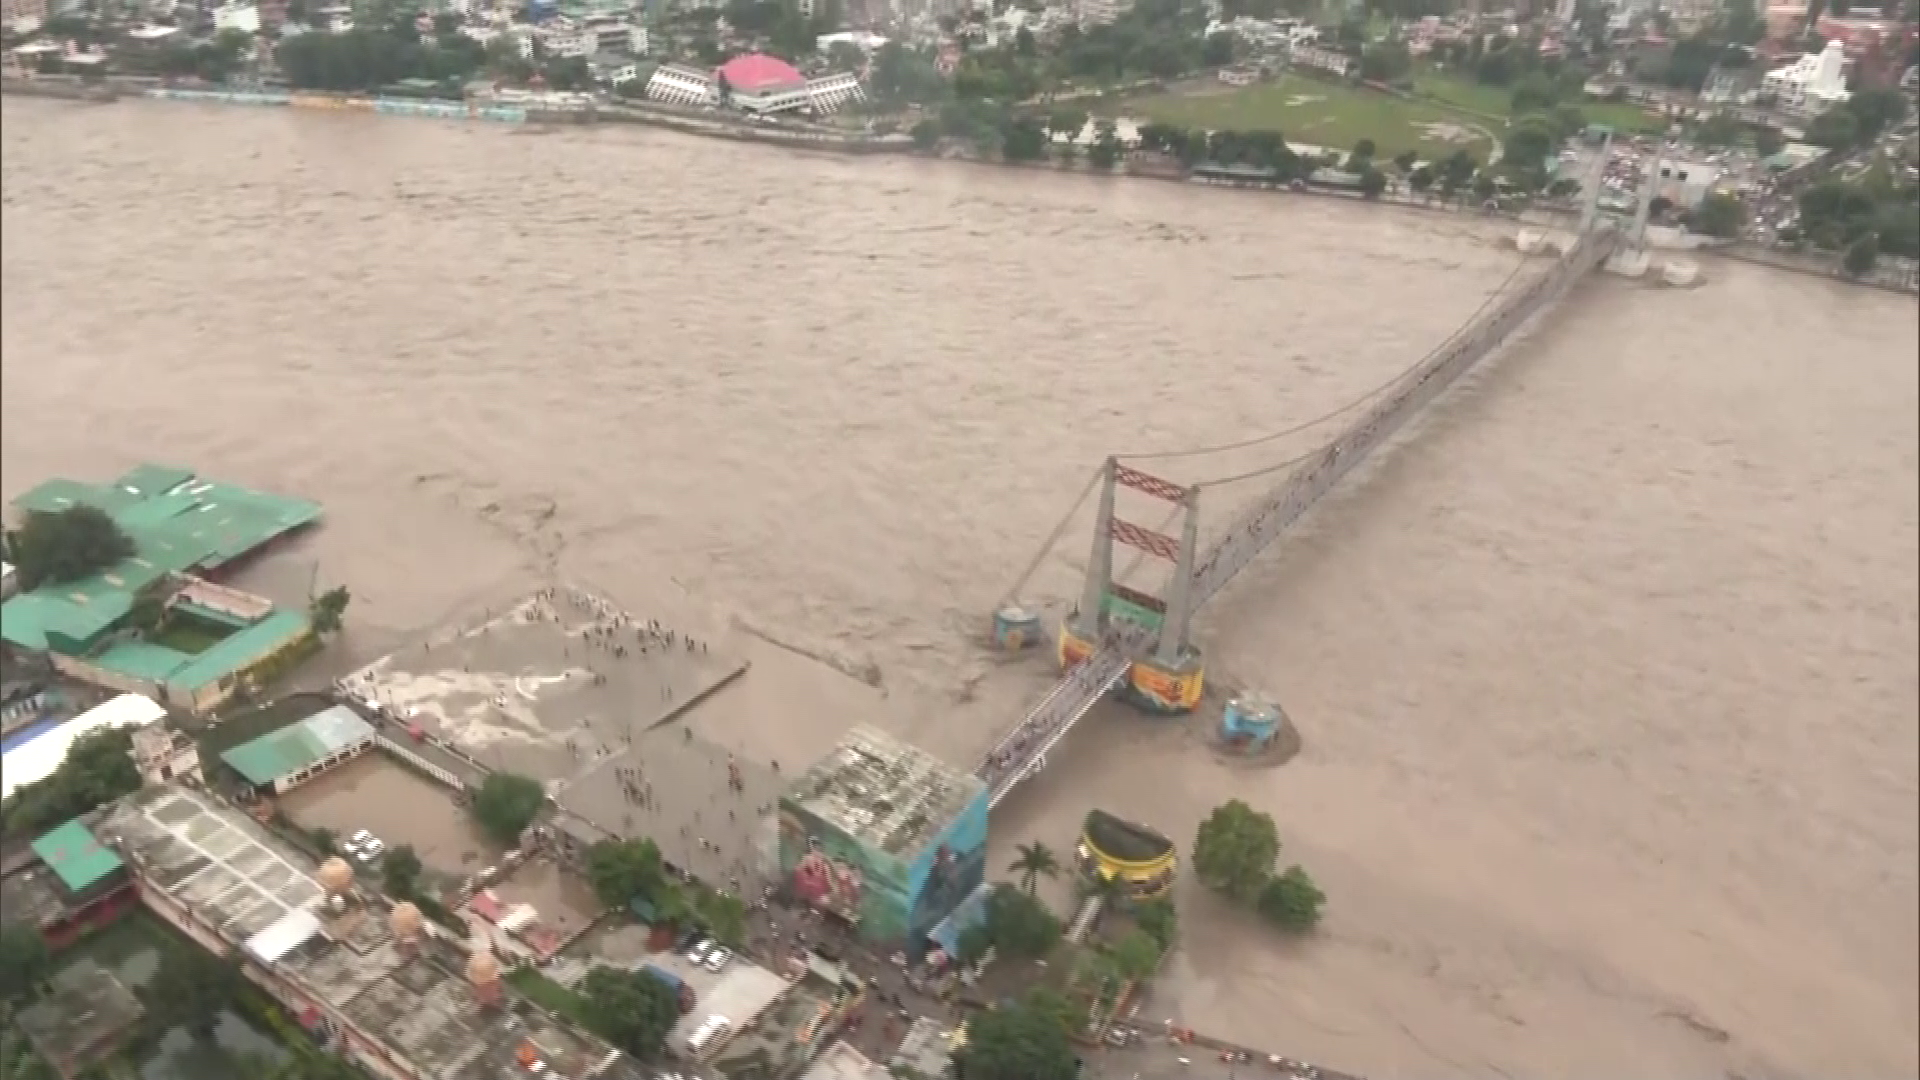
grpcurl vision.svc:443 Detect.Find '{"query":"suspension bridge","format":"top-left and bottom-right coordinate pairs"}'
top-left (973, 140), bottom-right (1647, 809)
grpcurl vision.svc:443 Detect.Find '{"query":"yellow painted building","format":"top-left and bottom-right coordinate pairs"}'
top-left (1076, 809), bottom-right (1176, 899)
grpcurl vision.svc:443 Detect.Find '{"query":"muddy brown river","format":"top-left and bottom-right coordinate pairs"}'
top-left (4, 96), bottom-right (1914, 1080)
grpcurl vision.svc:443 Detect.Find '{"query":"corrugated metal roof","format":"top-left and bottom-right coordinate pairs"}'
top-left (1, 694), bottom-right (167, 800)
top-left (31, 819), bottom-right (126, 894)
top-left (220, 704), bottom-right (374, 787)
top-left (243, 907), bottom-right (323, 965)
top-left (163, 609), bottom-right (311, 695)
top-left (2, 468), bottom-right (323, 654)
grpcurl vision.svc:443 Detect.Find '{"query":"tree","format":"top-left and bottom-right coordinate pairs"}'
top-left (147, 946), bottom-right (245, 1038)
top-left (579, 967), bottom-right (680, 1060)
top-left (1502, 116), bottom-right (1556, 173)
top-left (310, 586), bottom-right (351, 636)
top-left (1359, 166), bottom-right (1387, 199)
top-left (1753, 125), bottom-right (1785, 159)
top-left (1046, 106), bottom-right (1088, 143)
top-left (10, 506), bottom-right (134, 591)
top-left (1257, 864), bottom-right (1326, 932)
top-left (1134, 894), bottom-right (1177, 950)
top-left (956, 921), bottom-right (994, 967)
top-left (1842, 232), bottom-right (1879, 278)
top-left (1, 726), bottom-right (142, 840)
top-left (954, 990), bottom-right (1079, 1080)
top-left (0, 924), bottom-right (52, 1006)
top-left (1409, 164), bottom-right (1435, 192)
top-left (1000, 115), bottom-right (1049, 162)
top-left (982, 884), bottom-right (1061, 959)
top-left (1088, 120), bottom-right (1123, 170)
top-left (1350, 137), bottom-right (1377, 163)
top-left (382, 844), bottom-right (423, 897)
top-left (586, 837), bottom-right (664, 910)
top-left (1688, 192), bottom-right (1747, 238)
top-left (910, 118), bottom-right (941, 151)
top-left (1009, 841), bottom-right (1059, 894)
top-left (1392, 149), bottom-right (1417, 172)
top-left (1473, 172), bottom-right (1499, 201)
top-left (1108, 928), bottom-right (1162, 980)
top-left (470, 771), bottom-right (546, 846)
top-left (1192, 800), bottom-right (1278, 903)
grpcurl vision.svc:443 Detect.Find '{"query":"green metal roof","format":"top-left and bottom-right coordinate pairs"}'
top-left (9, 479), bottom-right (139, 517)
top-left (113, 464), bottom-right (195, 499)
top-left (31, 819), bottom-right (126, 894)
top-left (164, 610), bottom-right (310, 694)
top-left (92, 641), bottom-right (196, 683)
top-left (0, 556), bottom-right (169, 653)
top-left (221, 704), bottom-right (374, 786)
top-left (3, 467), bottom-right (323, 653)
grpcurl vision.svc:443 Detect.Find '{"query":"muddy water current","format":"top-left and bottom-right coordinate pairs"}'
top-left (4, 96), bottom-right (1914, 1080)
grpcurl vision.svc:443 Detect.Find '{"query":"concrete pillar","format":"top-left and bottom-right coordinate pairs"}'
top-left (1155, 486), bottom-right (1201, 666)
top-left (1075, 458), bottom-right (1117, 640)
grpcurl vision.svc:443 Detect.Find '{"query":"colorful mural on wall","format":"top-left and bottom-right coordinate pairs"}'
top-left (777, 788), bottom-right (989, 949)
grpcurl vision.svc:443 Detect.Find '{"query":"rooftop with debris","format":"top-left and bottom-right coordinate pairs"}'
top-left (782, 726), bottom-right (985, 857)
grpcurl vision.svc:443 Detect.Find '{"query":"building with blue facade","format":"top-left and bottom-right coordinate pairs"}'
top-left (778, 727), bottom-right (988, 954)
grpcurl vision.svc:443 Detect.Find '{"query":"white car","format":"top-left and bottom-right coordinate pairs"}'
top-left (350, 829), bottom-right (374, 847)
top-left (686, 939), bottom-right (714, 964)
top-left (355, 838), bottom-right (385, 862)
top-left (703, 947), bottom-right (730, 973)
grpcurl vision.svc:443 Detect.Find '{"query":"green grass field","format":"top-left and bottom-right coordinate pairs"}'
top-left (1412, 69), bottom-right (1669, 135)
top-left (1126, 73), bottom-right (1496, 161)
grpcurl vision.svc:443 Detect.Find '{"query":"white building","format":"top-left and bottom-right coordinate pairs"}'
top-left (539, 23), bottom-right (594, 58)
top-left (644, 63), bottom-right (718, 107)
top-left (805, 70), bottom-right (865, 114)
top-left (211, 1), bottom-right (259, 33)
top-left (131, 723), bottom-right (201, 787)
top-left (1649, 157), bottom-right (1725, 209)
top-left (1074, 0), bottom-right (1129, 26)
top-left (1291, 44), bottom-right (1351, 77)
top-left (1762, 39), bottom-right (1851, 116)
top-left (0, 695), bottom-right (167, 801)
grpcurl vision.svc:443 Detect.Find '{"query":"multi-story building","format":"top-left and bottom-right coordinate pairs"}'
top-left (777, 727), bottom-right (988, 954)
top-left (1762, 39), bottom-right (1851, 116)
top-left (80, 784), bottom-right (649, 1080)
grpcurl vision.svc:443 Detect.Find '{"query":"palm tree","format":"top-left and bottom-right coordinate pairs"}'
top-left (1009, 842), bottom-right (1059, 895)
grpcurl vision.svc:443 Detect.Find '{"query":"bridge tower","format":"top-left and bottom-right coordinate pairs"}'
top-left (1059, 459), bottom-right (1206, 715)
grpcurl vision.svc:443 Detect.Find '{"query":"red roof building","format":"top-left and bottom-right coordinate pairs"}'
top-left (716, 53), bottom-right (807, 95)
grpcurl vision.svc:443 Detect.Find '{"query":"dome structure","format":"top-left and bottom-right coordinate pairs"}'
top-left (466, 949), bottom-right (500, 986)
top-left (317, 857), bottom-right (353, 894)
top-left (389, 902), bottom-right (422, 938)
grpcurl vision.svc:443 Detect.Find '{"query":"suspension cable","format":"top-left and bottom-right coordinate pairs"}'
top-left (1114, 255), bottom-right (1533, 464)
top-left (995, 464), bottom-right (1103, 610)
top-left (1173, 252), bottom-right (1540, 490)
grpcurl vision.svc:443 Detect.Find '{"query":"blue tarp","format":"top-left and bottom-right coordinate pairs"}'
top-left (926, 880), bottom-right (995, 956)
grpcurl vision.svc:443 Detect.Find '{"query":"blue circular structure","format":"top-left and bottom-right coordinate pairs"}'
top-left (1220, 696), bottom-right (1282, 752)
top-left (992, 606), bottom-right (1043, 651)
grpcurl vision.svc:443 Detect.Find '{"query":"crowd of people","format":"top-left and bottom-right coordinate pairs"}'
top-left (975, 650), bottom-right (1127, 793)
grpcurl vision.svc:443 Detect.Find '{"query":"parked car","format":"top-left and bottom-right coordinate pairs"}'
top-left (703, 947), bottom-right (730, 973)
top-left (686, 939), bottom-right (714, 965)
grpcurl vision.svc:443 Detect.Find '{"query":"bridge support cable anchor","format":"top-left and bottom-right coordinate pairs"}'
top-left (993, 464), bottom-right (1103, 651)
